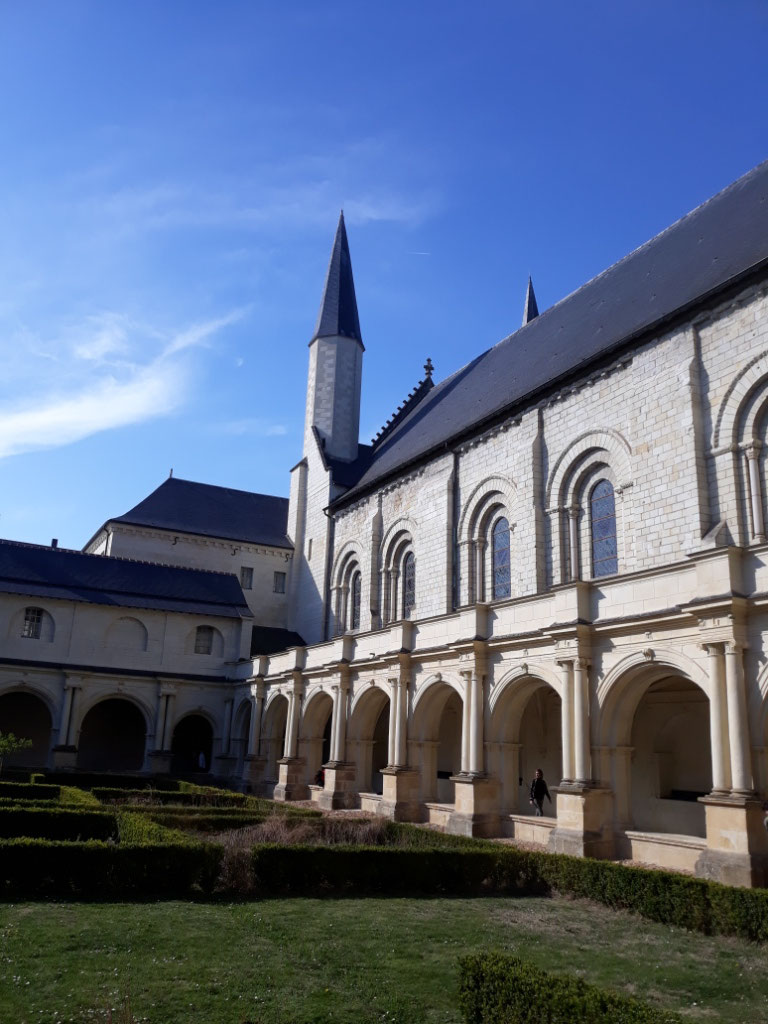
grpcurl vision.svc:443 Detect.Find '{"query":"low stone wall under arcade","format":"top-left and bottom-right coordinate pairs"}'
top-left (236, 546), bottom-right (768, 889)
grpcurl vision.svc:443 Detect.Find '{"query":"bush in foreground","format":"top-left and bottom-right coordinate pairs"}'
top-left (458, 953), bottom-right (681, 1024)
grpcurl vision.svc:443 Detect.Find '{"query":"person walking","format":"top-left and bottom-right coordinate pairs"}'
top-left (529, 768), bottom-right (552, 816)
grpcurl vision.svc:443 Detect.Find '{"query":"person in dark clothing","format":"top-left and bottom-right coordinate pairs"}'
top-left (529, 768), bottom-right (552, 816)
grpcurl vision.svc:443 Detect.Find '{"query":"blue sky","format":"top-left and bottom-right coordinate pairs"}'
top-left (1, 1), bottom-right (767, 548)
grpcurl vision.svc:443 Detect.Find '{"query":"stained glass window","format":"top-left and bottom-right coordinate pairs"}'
top-left (590, 479), bottom-right (618, 577)
top-left (402, 552), bottom-right (416, 618)
top-left (492, 517), bottom-right (511, 599)
top-left (350, 570), bottom-right (361, 630)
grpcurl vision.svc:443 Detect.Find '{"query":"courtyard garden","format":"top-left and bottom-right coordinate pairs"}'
top-left (1, 776), bottom-right (768, 1023)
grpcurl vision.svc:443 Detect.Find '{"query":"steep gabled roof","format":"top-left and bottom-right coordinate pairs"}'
top-left (104, 477), bottom-right (291, 549)
top-left (0, 539), bottom-right (252, 619)
top-left (312, 211), bottom-right (363, 346)
top-left (335, 159), bottom-right (768, 505)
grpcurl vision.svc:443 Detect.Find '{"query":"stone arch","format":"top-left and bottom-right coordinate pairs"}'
top-left (106, 616), bottom-right (148, 652)
top-left (411, 674), bottom-right (464, 804)
top-left (546, 429), bottom-right (632, 508)
top-left (76, 697), bottom-right (148, 772)
top-left (348, 682), bottom-right (391, 794)
top-left (171, 713), bottom-right (214, 773)
top-left (713, 349), bottom-right (768, 449)
top-left (261, 691), bottom-right (289, 782)
top-left (457, 475), bottom-right (518, 544)
top-left (331, 539), bottom-right (364, 582)
top-left (0, 687), bottom-right (54, 768)
top-left (597, 654), bottom-right (712, 838)
top-left (488, 667), bottom-right (563, 816)
top-left (381, 518), bottom-right (418, 624)
top-left (380, 516), bottom-right (419, 565)
top-left (300, 687), bottom-right (334, 783)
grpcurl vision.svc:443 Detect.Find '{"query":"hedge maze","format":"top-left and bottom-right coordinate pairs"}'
top-left (2, 774), bottom-right (768, 1021)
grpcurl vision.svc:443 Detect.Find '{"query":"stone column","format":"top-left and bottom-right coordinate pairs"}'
top-left (612, 745), bottom-right (634, 830)
top-left (247, 684), bottom-right (264, 757)
top-left (161, 691), bottom-right (176, 750)
top-left (460, 671), bottom-right (471, 773)
top-left (284, 689), bottom-right (300, 760)
top-left (725, 642), bottom-right (753, 794)
top-left (558, 660), bottom-right (574, 783)
top-left (395, 678), bottom-right (408, 766)
top-left (474, 541), bottom-right (486, 603)
top-left (706, 643), bottom-right (731, 793)
top-left (387, 678), bottom-right (398, 766)
top-left (468, 671), bottom-right (484, 774)
top-left (746, 446), bottom-right (765, 543)
top-left (57, 680), bottom-right (80, 748)
top-left (573, 658), bottom-right (590, 783)
top-left (383, 570), bottom-right (392, 624)
top-left (221, 698), bottom-right (234, 756)
top-left (390, 571), bottom-right (400, 622)
top-left (568, 507), bottom-right (581, 581)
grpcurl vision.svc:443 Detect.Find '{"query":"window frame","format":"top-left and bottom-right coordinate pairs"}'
top-left (21, 606), bottom-right (44, 640)
top-left (273, 571), bottom-right (286, 594)
top-left (194, 625), bottom-right (215, 655)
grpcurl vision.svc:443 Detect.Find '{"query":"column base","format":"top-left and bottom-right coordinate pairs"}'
top-left (239, 755), bottom-right (266, 791)
top-left (379, 766), bottom-right (422, 821)
top-left (696, 794), bottom-right (768, 888)
top-left (274, 757), bottom-right (309, 802)
top-left (446, 773), bottom-right (501, 838)
top-left (50, 745), bottom-right (77, 770)
top-left (146, 750), bottom-right (173, 774)
top-left (548, 783), bottom-right (615, 858)
top-left (316, 762), bottom-right (357, 810)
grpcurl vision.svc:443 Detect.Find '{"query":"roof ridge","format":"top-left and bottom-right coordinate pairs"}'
top-left (0, 537), bottom-right (245, 580)
top-left (371, 368), bottom-right (435, 449)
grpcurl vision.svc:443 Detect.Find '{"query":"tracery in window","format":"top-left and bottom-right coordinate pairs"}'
top-left (402, 552), bottom-right (416, 619)
top-left (350, 570), bottom-right (362, 631)
top-left (491, 517), bottom-right (511, 599)
top-left (590, 479), bottom-right (618, 578)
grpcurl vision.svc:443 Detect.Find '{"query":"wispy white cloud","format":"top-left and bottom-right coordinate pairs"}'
top-left (0, 310), bottom-right (245, 459)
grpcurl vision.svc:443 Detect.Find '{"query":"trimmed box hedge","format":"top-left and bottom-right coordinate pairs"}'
top-left (92, 787), bottom-right (247, 806)
top-left (248, 844), bottom-right (768, 941)
top-left (0, 806), bottom-right (118, 841)
top-left (40, 773), bottom-right (180, 791)
top-left (458, 953), bottom-right (681, 1024)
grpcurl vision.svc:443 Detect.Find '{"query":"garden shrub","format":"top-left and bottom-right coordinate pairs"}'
top-left (92, 787), bottom-right (246, 806)
top-left (42, 773), bottom-right (179, 791)
top-left (0, 806), bottom-right (118, 841)
top-left (458, 953), bottom-right (681, 1024)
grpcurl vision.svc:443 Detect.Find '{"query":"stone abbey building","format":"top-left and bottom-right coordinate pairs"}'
top-left (3, 161), bottom-right (768, 886)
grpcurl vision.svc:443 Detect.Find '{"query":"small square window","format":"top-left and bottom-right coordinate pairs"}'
top-left (240, 567), bottom-right (253, 590)
top-left (273, 571), bottom-right (286, 594)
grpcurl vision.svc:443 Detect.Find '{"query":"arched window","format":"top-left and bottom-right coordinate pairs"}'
top-left (590, 479), bottom-right (618, 578)
top-left (350, 570), bottom-right (362, 631)
top-left (20, 606), bottom-right (54, 641)
top-left (194, 625), bottom-right (215, 655)
top-left (491, 517), bottom-right (511, 599)
top-left (402, 552), bottom-right (416, 618)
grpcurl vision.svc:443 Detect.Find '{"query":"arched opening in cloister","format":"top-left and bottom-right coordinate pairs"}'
top-left (0, 691), bottom-right (52, 769)
top-left (412, 681), bottom-right (463, 804)
top-left (489, 675), bottom-right (562, 817)
top-left (77, 698), bottom-right (147, 772)
top-left (171, 714), bottom-right (214, 774)
top-left (232, 701), bottom-right (252, 776)
top-left (300, 691), bottom-right (333, 785)
top-left (627, 676), bottom-right (711, 837)
top-left (261, 694), bottom-right (289, 783)
top-left (348, 686), bottom-right (390, 794)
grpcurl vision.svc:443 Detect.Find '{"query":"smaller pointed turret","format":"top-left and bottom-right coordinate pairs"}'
top-left (313, 211), bottom-right (363, 346)
top-left (522, 276), bottom-right (539, 325)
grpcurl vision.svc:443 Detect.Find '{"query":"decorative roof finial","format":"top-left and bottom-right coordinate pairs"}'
top-left (424, 357), bottom-right (434, 379)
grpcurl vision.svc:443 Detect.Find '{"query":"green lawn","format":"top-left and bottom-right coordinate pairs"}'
top-left (2, 895), bottom-right (767, 1024)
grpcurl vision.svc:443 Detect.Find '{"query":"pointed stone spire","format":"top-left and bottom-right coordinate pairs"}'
top-left (312, 211), bottom-right (363, 345)
top-left (522, 276), bottom-right (539, 325)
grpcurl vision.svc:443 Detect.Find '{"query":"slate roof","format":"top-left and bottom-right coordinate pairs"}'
top-left (335, 159), bottom-right (768, 504)
top-left (250, 625), bottom-right (306, 657)
top-left (0, 539), bottom-right (252, 619)
top-left (105, 477), bottom-right (291, 549)
top-left (312, 211), bottom-right (363, 346)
